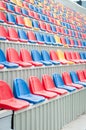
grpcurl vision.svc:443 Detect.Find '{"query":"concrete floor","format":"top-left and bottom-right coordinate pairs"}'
top-left (61, 114), bottom-right (86, 130)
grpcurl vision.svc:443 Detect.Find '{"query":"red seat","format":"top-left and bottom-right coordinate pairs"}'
top-left (28, 10), bottom-right (34, 18)
top-left (14, 6), bottom-right (21, 14)
top-left (8, 27), bottom-right (19, 41)
top-left (29, 76), bottom-right (57, 99)
top-left (74, 52), bottom-right (85, 63)
top-left (33, 12), bottom-right (39, 20)
top-left (60, 37), bottom-right (67, 46)
top-left (50, 50), bottom-right (67, 65)
top-left (48, 17), bottom-right (54, 24)
top-left (7, 48), bottom-right (32, 67)
top-left (56, 26), bottom-right (61, 34)
top-left (0, 26), bottom-right (8, 40)
top-left (42, 74), bottom-right (67, 95)
top-left (77, 70), bottom-right (86, 82)
top-left (16, 15), bottom-right (25, 26)
top-left (20, 48), bottom-right (43, 66)
top-left (62, 72), bottom-right (83, 89)
top-left (39, 21), bottom-right (46, 31)
top-left (70, 52), bottom-right (81, 63)
top-left (0, 80), bottom-right (29, 110)
top-left (69, 39), bottom-right (74, 47)
top-left (0, 11), bottom-right (7, 23)
top-left (0, 1), bottom-right (6, 10)
top-left (83, 70), bottom-right (86, 79)
top-left (27, 31), bottom-right (37, 43)
top-left (60, 27), bottom-right (65, 35)
top-left (46, 23), bottom-right (52, 33)
top-left (77, 40), bottom-right (82, 48)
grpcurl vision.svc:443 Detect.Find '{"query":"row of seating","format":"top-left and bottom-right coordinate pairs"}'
top-left (0, 69), bottom-right (86, 110)
top-left (0, 47), bottom-right (86, 69)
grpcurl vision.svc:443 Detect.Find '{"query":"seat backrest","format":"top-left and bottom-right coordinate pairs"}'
top-left (76, 70), bottom-right (85, 81)
top-left (6, 48), bottom-right (20, 62)
top-left (0, 49), bottom-right (6, 62)
top-left (70, 52), bottom-right (76, 60)
top-left (13, 78), bottom-right (30, 98)
top-left (70, 39), bottom-right (74, 46)
top-left (20, 48), bottom-right (32, 62)
top-left (54, 35), bottom-right (61, 43)
top-left (18, 29), bottom-right (28, 40)
top-left (42, 74), bottom-right (56, 89)
top-left (56, 50), bottom-right (65, 60)
top-left (31, 50), bottom-right (42, 61)
top-left (62, 72), bottom-right (72, 84)
top-left (74, 40), bottom-right (78, 46)
top-left (50, 35), bottom-right (56, 43)
top-left (0, 26), bottom-right (8, 40)
top-left (51, 25), bottom-right (56, 32)
top-left (83, 70), bottom-right (86, 79)
top-left (74, 52), bottom-right (81, 60)
top-left (70, 71), bottom-right (79, 83)
top-left (35, 32), bottom-right (44, 42)
top-left (46, 23), bottom-right (52, 31)
top-left (0, 1), bottom-right (6, 10)
top-left (14, 6), bottom-right (21, 14)
top-left (7, 13), bottom-right (16, 24)
top-left (64, 51), bottom-right (71, 60)
top-left (34, 12), bottom-right (39, 20)
top-left (65, 37), bottom-right (70, 45)
top-left (39, 21), bottom-right (46, 30)
top-left (79, 52), bottom-right (85, 59)
top-left (43, 34), bottom-right (51, 43)
top-left (29, 76), bottom-right (44, 93)
top-left (24, 17), bottom-right (32, 28)
top-left (8, 27), bottom-right (19, 40)
top-left (16, 16), bottom-right (25, 26)
top-left (60, 37), bottom-right (66, 45)
top-left (6, 3), bottom-right (14, 12)
top-left (21, 8), bottom-right (28, 16)
top-left (32, 19), bottom-right (39, 28)
top-left (41, 50), bottom-right (50, 61)
top-left (53, 73), bottom-right (64, 86)
top-left (0, 80), bottom-right (13, 100)
top-left (27, 31), bottom-right (36, 41)
top-left (0, 11), bottom-right (7, 23)
top-left (28, 10), bottom-right (34, 18)
top-left (50, 50), bottom-right (59, 60)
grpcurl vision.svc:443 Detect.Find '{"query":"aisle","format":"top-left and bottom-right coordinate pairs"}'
top-left (61, 114), bottom-right (86, 130)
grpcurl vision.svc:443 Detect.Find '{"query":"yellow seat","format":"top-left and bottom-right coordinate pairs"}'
top-left (30, 0), bottom-right (34, 4)
top-left (54, 35), bottom-right (62, 46)
top-left (10, 0), bottom-right (17, 5)
top-left (16, 0), bottom-right (22, 7)
top-left (56, 50), bottom-right (74, 64)
top-left (24, 17), bottom-right (32, 28)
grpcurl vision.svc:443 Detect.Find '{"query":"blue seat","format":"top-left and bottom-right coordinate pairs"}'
top-left (79, 52), bottom-right (86, 60)
top-left (6, 3), bottom-right (14, 13)
top-left (50, 35), bottom-right (59, 46)
top-left (32, 19), bottom-right (39, 30)
top-left (7, 13), bottom-right (16, 25)
top-left (0, 49), bottom-right (18, 68)
top-left (31, 50), bottom-right (52, 66)
top-left (71, 30), bottom-right (75, 37)
top-left (43, 34), bottom-right (52, 45)
top-left (53, 73), bottom-right (76, 92)
top-left (37, 8), bottom-right (42, 14)
top-left (39, 14), bottom-right (46, 21)
top-left (13, 78), bottom-right (45, 104)
top-left (35, 32), bottom-right (44, 44)
top-left (70, 71), bottom-right (86, 87)
top-left (18, 29), bottom-right (28, 42)
top-left (50, 25), bottom-right (57, 33)
top-left (65, 37), bottom-right (70, 45)
top-left (74, 40), bottom-right (78, 47)
top-left (65, 23), bottom-right (71, 29)
top-left (33, 6), bottom-right (38, 12)
top-left (41, 50), bottom-right (60, 65)
top-left (21, 8), bottom-right (28, 16)
top-left (28, 3), bottom-right (34, 10)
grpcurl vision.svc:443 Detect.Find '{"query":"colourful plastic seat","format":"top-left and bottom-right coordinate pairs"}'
top-left (33, 12), bottom-right (39, 20)
top-left (0, 26), bottom-right (8, 40)
top-left (18, 29), bottom-right (28, 42)
top-left (46, 23), bottom-right (52, 33)
top-left (50, 35), bottom-right (60, 46)
top-left (43, 34), bottom-right (52, 45)
top-left (0, 12), bottom-right (7, 23)
top-left (60, 37), bottom-right (68, 47)
top-left (7, 48), bottom-right (32, 67)
top-left (50, 25), bottom-right (57, 34)
top-left (77, 70), bottom-right (86, 82)
top-left (0, 49), bottom-right (18, 68)
top-left (39, 21), bottom-right (46, 31)
top-left (13, 78), bottom-right (45, 104)
top-left (32, 19), bottom-right (40, 30)
top-left (27, 31), bottom-right (37, 43)
top-left (0, 80), bottom-right (29, 110)
top-left (54, 35), bottom-right (63, 46)
top-left (7, 13), bottom-right (16, 25)
top-left (16, 0), bottom-right (22, 7)
top-left (14, 6), bottom-right (21, 14)
top-left (41, 50), bottom-right (60, 65)
top-left (8, 27), bottom-right (19, 41)
top-left (42, 74), bottom-right (67, 95)
top-left (74, 52), bottom-right (85, 63)
top-left (31, 50), bottom-right (52, 66)
top-left (35, 32), bottom-right (44, 44)
top-left (28, 10), bottom-right (34, 18)
top-left (21, 8), bottom-right (28, 16)
top-left (10, 0), bottom-right (17, 5)
top-left (0, 1), bottom-right (6, 10)
top-left (20, 48), bottom-right (43, 67)
top-left (53, 73), bottom-right (76, 92)
top-left (70, 71), bottom-right (86, 87)
top-left (62, 72), bottom-right (83, 89)
top-left (16, 16), bottom-right (25, 27)
top-left (29, 76), bottom-right (57, 99)
top-left (6, 3), bottom-right (14, 13)
top-left (24, 17), bottom-right (32, 28)
top-left (83, 70), bottom-right (86, 79)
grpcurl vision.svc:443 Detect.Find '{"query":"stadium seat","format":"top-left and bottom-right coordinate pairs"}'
top-left (62, 72), bottom-right (83, 89)
top-left (28, 3), bottom-right (34, 10)
top-left (54, 35), bottom-right (63, 46)
top-left (10, 0), bottom-right (17, 5)
top-left (35, 32), bottom-right (44, 44)
top-left (56, 50), bottom-right (74, 64)
top-left (74, 52), bottom-right (85, 63)
top-left (24, 17), bottom-right (32, 28)
top-left (65, 37), bottom-right (71, 46)
top-left (53, 73), bottom-right (76, 92)
top-left (70, 71), bottom-right (86, 87)
top-left (50, 35), bottom-right (60, 46)
top-left (60, 37), bottom-right (68, 47)
top-left (18, 29), bottom-right (28, 42)
top-left (8, 27), bottom-right (19, 41)
top-left (0, 26), bottom-right (8, 40)
top-left (31, 50), bottom-right (53, 66)
top-left (83, 70), bottom-right (86, 79)
top-left (43, 34), bottom-right (52, 45)
top-left (14, 6), bottom-right (21, 14)
top-left (28, 10), bottom-right (34, 18)
top-left (33, 12), bottom-right (39, 20)
top-left (77, 70), bottom-right (86, 82)
top-left (69, 39), bottom-right (75, 47)
top-left (21, 8), bottom-right (28, 16)
top-left (0, 12), bottom-right (7, 23)
top-left (7, 48), bottom-right (32, 67)
top-left (13, 78), bottom-right (45, 104)
top-left (7, 13), bottom-right (16, 25)
top-left (46, 23), bottom-right (52, 33)
top-left (16, 16), bottom-right (25, 26)
top-left (32, 19), bottom-right (40, 30)
top-left (41, 50), bottom-right (60, 65)
top-left (6, 3), bottom-right (14, 13)
top-left (0, 49), bottom-right (18, 68)
top-left (50, 25), bottom-right (57, 34)
top-left (42, 74), bottom-right (67, 95)
top-left (0, 80), bottom-right (29, 110)
top-left (29, 76), bottom-right (57, 99)
top-left (56, 26), bottom-right (61, 34)
top-left (0, 1), bottom-right (6, 11)
top-left (16, 1), bottom-right (22, 7)
top-left (79, 52), bottom-right (86, 62)
top-left (39, 21), bottom-right (46, 31)
top-left (20, 48), bottom-right (43, 66)
top-left (27, 31), bottom-right (37, 43)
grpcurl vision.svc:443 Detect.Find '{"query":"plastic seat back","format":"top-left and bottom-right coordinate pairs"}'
top-left (0, 26), bottom-right (8, 40)
top-left (54, 35), bottom-right (61, 43)
top-left (0, 12), bottom-right (7, 23)
top-left (33, 12), bottom-right (39, 20)
top-left (6, 3), bottom-right (14, 12)
top-left (28, 10), bottom-right (34, 18)
top-left (32, 19), bottom-right (39, 30)
top-left (70, 52), bottom-right (76, 60)
top-left (79, 52), bottom-right (85, 59)
top-left (0, 1), bottom-right (6, 10)
top-left (35, 32), bottom-right (44, 44)
top-left (74, 52), bottom-right (81, 60)
top-left (62, 72), bottom-right (72, 85)
top-left (43, 34), bottom-right (52, 45)
top-left (8, 27), bottom-right (19, 41)
top-left (51, 25), bottom-right (57, 33)
top-left (41, 50), bottom-right (51, 61)
top-left (53, 73), bottom-right (64, 86)
top-left (0, 49), bottom-right (6, 62)
top-left (56, 50), bottom-right (65, 60)
top-left (65, 37), bottom-right (70, 45)
top-left (77, 70), bottom-right (85, 81)
top-left (21, 8), bottom-right (28, 16)
top-left (7, 13), bottom-right (16, 24)
top-left (27, 31), bottom-right (37, 43)
top-left (14, 6), bottom-right (21, 14)
top-left (60, 37), bottom-right (66, 46)
top-left (70, 71), bottom-right (79, 83)
top-left (18, 29), bottom-right (28, 42)
top-left (50, 35), bottom-right (56, 44)
top-left (50, 50), bottom-right (59, 61)
top-left (16, 16), bottom-right (25, 26)
top-left (83, 70), bottom-right (86, 79)
top-left (64, 51), bottom-right (71, 60)
top-left (31, 50), bottom-right (42, 61)
top-left (46, 23), bottom-right (52, 32)
top-left (39, 21), bottom-right (46, 31)
top-left (24, 17), bottom-right (32, 28)
top-left (13, 78), bottom-right (30, 98)
top-left (20, 48), bottom-right (32, 62)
